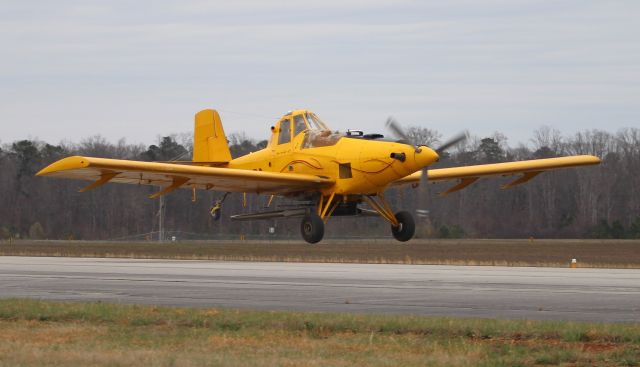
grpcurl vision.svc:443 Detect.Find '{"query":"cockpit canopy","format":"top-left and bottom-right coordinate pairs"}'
top-left (294, 111), bottom-right (329, 133)
top-left (275, 110), bottom-right (343, 149)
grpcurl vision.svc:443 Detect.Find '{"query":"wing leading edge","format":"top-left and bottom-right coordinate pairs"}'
top-left (392, 155), bottom-right (601, 195)
top-left (37, 156), bottom-right (334, 196)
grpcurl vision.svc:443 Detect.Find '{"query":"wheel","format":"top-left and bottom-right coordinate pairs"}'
top-left (300, 212), bottom-right (324, 244)
top-left (391, 211), bottom-right (415, 242)
top-left (210, 203), bottom-right (222, 221)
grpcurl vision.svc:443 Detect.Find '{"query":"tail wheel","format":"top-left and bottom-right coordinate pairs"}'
top-left (301, 212), bottom-right (324, 244)
top-left (391, 211), bottom-right (415, 242)
top-left (210, 203), bottom-right (222, 221)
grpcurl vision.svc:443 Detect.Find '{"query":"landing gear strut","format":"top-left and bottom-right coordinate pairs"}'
top-left (299, 193), bottom-right (339, 244)
top-left (363, 193), bottom-right (415, 242)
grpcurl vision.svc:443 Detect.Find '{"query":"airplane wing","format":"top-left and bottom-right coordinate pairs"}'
top-left (37, 156), bottom-right (335, 196)
top-left (392, 155), bottom-right (600, 195)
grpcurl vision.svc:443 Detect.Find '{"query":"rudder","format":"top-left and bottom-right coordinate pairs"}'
top-left (193, 109), bottom-right (232, 163)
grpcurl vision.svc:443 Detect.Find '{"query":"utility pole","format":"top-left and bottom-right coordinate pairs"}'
top-left (158, 195), bottom-right (165, 242)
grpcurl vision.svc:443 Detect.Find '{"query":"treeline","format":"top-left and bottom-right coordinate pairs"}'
top-left (0, 127), bottom-right (638, 240)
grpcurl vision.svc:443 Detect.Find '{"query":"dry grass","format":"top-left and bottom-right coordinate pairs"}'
top-left (2, 239), bottom-right (640, 268)
top-left (0, 299), bottom-right (638, 366)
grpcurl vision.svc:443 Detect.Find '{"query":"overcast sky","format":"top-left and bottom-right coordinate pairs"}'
top-left (1, 0), bottom-right (638, 147)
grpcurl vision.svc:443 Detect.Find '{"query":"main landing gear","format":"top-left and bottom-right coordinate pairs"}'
top-left (301, 212), bottom-right (324, 244)
top-left (300, 193), bottom-right (340, 244)
top-left (390, 211), bottom-right (415, 242)
top-left (362, 193), bottom-right (415, 242)
top-left (231, 193), bottom-right (416, 244)
top-left (300, 193), bottom-right (415, 244)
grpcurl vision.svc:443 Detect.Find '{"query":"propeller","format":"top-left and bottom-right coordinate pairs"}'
top-left (385, 117), bottom-right (411, 144)
top-left (385, 118), bottom-right (469, 234)
top-left (435, 131), bottom-right (469, 155)
top-left (416, 131), bottom-right (469, 218)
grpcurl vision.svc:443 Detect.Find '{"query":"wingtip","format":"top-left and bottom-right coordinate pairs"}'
top-left (35, 156), bottom-right (90, 176)
top-left (582, 155), bottom-right (602, 165)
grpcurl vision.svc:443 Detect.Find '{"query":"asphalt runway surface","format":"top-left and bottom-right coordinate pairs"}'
top-left (0, 256), bottom-right (638, 322)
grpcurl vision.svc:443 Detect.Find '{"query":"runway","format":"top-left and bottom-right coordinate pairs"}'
top-left (0, 256), bottom-right (638, 322)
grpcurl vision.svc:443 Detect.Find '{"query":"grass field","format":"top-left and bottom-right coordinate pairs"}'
top-left (0, 299), bottom-right (638, 367)
top-left (1, 239), bottom-right (640, 268)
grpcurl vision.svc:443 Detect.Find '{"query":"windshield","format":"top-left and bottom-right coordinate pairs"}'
top-left (305, 113), bottom-right (329, 131)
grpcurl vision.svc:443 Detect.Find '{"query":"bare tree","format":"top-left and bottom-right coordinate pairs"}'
top-left (406, 127), bottom-right (442, 147)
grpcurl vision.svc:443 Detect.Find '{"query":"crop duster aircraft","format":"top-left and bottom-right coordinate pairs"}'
top-left (38, 109), bottom-right (601, 243)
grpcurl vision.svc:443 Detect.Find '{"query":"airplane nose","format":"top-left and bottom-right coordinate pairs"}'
top-left (414, 146), bottom-right (439, 169)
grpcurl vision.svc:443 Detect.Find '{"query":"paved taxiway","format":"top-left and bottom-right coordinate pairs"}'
top-left (0, 256), bottom-right (638, 322)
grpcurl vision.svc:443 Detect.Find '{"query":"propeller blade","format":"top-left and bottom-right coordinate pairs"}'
top-left (416, 167), bottom-right (429, 218)
top-left (385, 117), bottom-right (412, 144)
top-left (435, 130), bottom-right (469, 153)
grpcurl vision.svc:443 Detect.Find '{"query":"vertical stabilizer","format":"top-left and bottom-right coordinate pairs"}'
top-left (193, 109), bottom-right (232, 163)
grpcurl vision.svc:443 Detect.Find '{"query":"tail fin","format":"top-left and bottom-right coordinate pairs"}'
top-left (193, 109), bottom-right (232, 163)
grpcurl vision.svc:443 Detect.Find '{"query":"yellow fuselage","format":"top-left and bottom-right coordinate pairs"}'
top-left (229, 129), bottom-right (438, 197)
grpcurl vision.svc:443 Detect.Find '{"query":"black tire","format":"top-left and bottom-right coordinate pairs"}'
top-left (391, 211), bottom-right (415, 242)
top-left (300, 212), bottom-right (324, 244)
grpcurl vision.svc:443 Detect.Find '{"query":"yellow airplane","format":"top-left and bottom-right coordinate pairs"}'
top-left (37, 109), bottom-right (601, 243)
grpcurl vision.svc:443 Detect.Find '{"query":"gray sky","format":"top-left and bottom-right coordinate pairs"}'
top-left (1, 0), bottom-right (638, 147)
